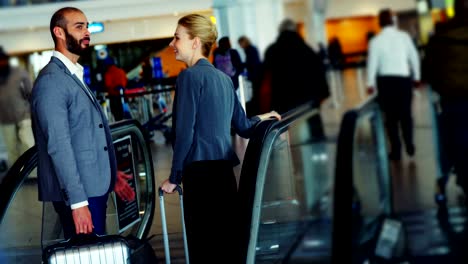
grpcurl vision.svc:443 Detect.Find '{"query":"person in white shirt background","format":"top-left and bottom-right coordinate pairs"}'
top-left (367, 8), bottom-right (421, 161)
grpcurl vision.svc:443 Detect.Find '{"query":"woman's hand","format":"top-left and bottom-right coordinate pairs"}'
top-left (160, 178), bottom-right (177, 194)
top-left (257, 111), bottom-right (281, 121)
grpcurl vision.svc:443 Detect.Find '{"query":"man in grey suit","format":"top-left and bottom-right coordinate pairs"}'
top-left (31, 7), bottom-right (134, 239)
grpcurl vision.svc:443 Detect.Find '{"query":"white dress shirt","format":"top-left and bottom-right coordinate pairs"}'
top-left (52, 51), bottom-right (89, 210)
top-left (366, 26), bottom-right (421, 87)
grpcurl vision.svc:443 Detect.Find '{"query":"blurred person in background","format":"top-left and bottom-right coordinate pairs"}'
top-left (0, 46), bottom-right (34, 169)
top-left (213, 36), bottom-right (244, 91)
top-left (328, 37), bottom-right (344, 70)
top-left (423, 0), bottom-right (468, 205)
top-left (261, 18), bottom-right (329, 139)
top-left (103, 57), bottom-right (128, 121)
top-left (238, 35), bottom-right (262, 116)
top-left (367, 8), bottom-right (421, 161)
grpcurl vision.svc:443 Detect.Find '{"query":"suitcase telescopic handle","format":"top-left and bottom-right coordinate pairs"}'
top-left (158, 185), bottom-right (189, 264)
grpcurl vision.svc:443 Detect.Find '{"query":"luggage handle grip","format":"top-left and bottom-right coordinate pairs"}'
top-left (64, 233), bottom-right (107, 246)
top-left (158, 185), bottom-right (183, 196)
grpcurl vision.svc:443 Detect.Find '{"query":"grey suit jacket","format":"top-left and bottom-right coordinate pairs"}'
top-left (31, 57), bottom-right (116, 205)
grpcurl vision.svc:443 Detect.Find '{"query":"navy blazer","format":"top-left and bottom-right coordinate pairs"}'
top-left (31, 57), bottom-right (116, 205)
top-left (170, 59), bottom-right (260, 183)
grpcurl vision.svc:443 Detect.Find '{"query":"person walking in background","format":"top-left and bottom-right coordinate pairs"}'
top-left (423, 0), bottom-right (468, 205)
top-left (366, 8), bottom-right (421, 161)
top-left (213, 36), bottom-right (244, 90)
top-left (328, 37), bottom-right (344, 70)
top-left (238, 35), bottom-right (262, 116)
top-left (159, 14), bottom-right (280, 263)
top-left (261, 18), bottom-right (329, 139)
top-left (103, 57), bottom-right (128, 121)
top-left (0, 46), bottom-right (34, 170)
top-left (31, 7), bottom-right (134, 239)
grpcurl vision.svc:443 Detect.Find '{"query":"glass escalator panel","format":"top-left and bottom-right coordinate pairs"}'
top-left (247, 108), bottom-right (334, 263)
top-left (0, 120), bottom-right (155, 263)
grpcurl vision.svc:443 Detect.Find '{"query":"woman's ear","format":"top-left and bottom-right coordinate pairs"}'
top-left (193, 37), bottom-right (201, 50)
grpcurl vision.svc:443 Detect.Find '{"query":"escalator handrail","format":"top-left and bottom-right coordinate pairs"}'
top-left (238, 100), bottom-right (321, 263)
top-left (0, 145), bottom-right (38, 225)
top-left (0, 119), bottom-right (155, 240)
top-left (331, 95), bottom-right (391, 263)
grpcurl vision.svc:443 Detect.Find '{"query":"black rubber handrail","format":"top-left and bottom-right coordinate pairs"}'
top-left (0, 145), bottom-right (38, 224)
top-left (331, 95), bottom-right (391, 263)
top-left (238, 100), bottom-right (320, 263)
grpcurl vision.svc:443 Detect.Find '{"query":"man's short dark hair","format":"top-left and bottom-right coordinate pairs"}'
top-left (50, 7), bottom-right (82, 45)
top-left (378, 8), bottom-right (393, 28)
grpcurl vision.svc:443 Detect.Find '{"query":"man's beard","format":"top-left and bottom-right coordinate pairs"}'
top-left (64, 29), bottom-right (90, 56)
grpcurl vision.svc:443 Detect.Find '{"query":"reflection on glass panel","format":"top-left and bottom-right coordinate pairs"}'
top-left (353, 113), bottom-right (382, 217)
top-left (0, 169), bottom-right (42, 263)
top-left (119, 134), bottom-right (150, 237)
top-left (255, 113), bottom-right (334, 263)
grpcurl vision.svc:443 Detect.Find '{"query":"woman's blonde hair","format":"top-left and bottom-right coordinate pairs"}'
top-left (178, 14), bottom-right (218, 57)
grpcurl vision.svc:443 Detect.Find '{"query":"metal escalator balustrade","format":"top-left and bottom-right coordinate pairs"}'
top-left (0, 119), bottom-right (155, 263)
top-left (239, 101), bottom-right (335, 264)
top-left (331, 95), bottom-right (397, 263)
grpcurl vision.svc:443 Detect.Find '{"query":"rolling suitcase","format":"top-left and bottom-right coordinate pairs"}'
top-left (159, 186), bottom-right (189, 264)
top-left (42, 233), bottom-right (130, 264)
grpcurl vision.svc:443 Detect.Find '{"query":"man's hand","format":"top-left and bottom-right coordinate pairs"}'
top-left (72, 206), bottom-right (93, 234)
top-left (114, 171), bottom-right (136, 202)
top-left (160, 178), bottom-right (177, 194)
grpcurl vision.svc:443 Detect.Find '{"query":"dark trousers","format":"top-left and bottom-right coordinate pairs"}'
top-left (376, 76), bottom-right (414, 156)
top-left (182, 160), bottom-right (240, 264)
top-left (439, 99), bottom-right (468, 193)
top-left (110, 97), bottom-right (124, 122)
top-left (52, 194), bottom-right (109, 239)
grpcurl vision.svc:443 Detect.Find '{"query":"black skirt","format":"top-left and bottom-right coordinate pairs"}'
top-left (182, 160), bottom-right (241, 264)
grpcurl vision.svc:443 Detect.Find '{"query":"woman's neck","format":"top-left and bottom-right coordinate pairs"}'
top-left (188, 54), bottom-right (205, 67)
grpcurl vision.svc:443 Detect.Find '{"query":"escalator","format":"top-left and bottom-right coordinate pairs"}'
top-left (334, 94), bottom-right (466, 263)
top-left (237, 96), bottom-right (400, 263)
top-left (3, 95), bottom-right (458, 263)
top-left (0, 120), bottom-right (156, 263)
top-left (238, 102), bottom-right (334, 264)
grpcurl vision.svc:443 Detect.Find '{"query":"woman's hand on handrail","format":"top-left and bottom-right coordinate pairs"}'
top-left (256, 111), bottom-right (281, 121)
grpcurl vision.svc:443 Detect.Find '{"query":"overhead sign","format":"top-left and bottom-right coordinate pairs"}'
top-left (89, 22), bottom-right (105, 34)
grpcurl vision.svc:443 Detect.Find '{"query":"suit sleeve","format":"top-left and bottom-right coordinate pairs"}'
top-left (232, 90), bottom-right (260, 138)
top-left (32, 73), bottom-right (88, 204)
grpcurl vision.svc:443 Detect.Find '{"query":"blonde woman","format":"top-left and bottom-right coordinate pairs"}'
top-left (160, 14), bottom-right (280, 263)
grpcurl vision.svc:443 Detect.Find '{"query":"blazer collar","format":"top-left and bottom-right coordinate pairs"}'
top-left (50, 56), bottom-right (101, 111)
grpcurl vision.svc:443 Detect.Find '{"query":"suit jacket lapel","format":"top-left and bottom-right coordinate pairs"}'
top-left (50, 57), bottom-right (102, 112)
top-left (69, 74), bottom-right (102, 110)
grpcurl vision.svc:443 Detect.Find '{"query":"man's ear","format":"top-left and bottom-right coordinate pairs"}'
top-left (53, 26), bottom-right (65, 41)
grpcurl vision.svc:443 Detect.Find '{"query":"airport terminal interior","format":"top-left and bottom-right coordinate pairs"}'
top-left (0, 0), bottom-right (467, 263)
